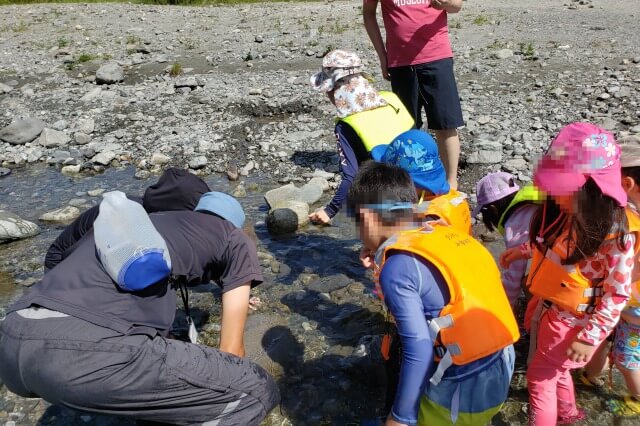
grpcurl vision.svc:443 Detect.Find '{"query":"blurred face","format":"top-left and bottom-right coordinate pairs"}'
top-left (552, 194), bottom-right (576, 214)
top-left (356, 208), bottom-right (385, 252)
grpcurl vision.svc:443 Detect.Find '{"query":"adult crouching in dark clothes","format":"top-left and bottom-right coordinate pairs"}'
top-left (0, 192), bottom-right (279, 425)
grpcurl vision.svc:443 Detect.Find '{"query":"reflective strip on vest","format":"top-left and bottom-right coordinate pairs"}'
top-left (338, 91), bottom-right (415, 158)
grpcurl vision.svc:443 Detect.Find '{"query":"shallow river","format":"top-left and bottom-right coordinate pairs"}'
top-left (0, 165), bottom-right (636, 425)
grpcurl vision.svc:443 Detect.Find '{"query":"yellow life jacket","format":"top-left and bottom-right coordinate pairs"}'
top-left (338, 91), bottom-right (415, 161)
top-left (527, 208), bottom-right (640, 315)
top-left (496, 185), bottom-right (545, 235)
top-left (375, 226), bottom-right (519, 381)
top-left (419, 190), bottom-right (472, 235)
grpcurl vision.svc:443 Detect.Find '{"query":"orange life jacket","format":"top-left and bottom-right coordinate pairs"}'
top-left (375, 226), bottom-right (519, 376)
top-left (419, 190), bottom-right (472, 235)
top-left (627, 207), bottom-right (640, 308)
top-left (527, 208), bottom-right (640, 315)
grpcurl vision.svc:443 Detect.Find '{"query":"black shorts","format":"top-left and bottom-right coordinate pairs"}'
top-left (389, 57), bottom-right (464, 131)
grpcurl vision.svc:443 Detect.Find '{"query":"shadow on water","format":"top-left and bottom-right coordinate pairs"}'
top-left (289, 150), bottom-right (337, 168)
top-left (262, 325), bottom-right (386, 425)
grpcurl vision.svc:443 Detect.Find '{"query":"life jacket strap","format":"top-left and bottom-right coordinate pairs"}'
top-left (583, 287), bottom-right (603, 298)
top-left (430, 350), bottom-right (454, 386)
top-left (428, 314), bottom-right (454, 341)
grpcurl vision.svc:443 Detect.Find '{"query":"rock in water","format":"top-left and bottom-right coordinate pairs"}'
top-left (264, 183), bottom-right (302, 209)
top-left (298, 181), bottom-right (323, 205)
top-left (36, 128), bottom-right (71, 148)
top-left (266, 201), bottom-right (310, 234)
top-left (39, 206), bottom-right (81, 223)
top-left (0, 118), bottom-right (45, 145)
top-left (91, 151), bottom-right (116, 165)
top-left (0, 210), bottom-right (40, 243)
top-left (96, 62), bottom-right (125, 84)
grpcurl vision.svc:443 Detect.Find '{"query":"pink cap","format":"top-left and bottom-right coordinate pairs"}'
top-left (534, 122), bottom-right (626, 207)
top-left (472, 172), bottom-right (520, 217)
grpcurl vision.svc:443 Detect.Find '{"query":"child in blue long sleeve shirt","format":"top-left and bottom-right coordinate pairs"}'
top-left (348, 161), bottom-right (517, 426)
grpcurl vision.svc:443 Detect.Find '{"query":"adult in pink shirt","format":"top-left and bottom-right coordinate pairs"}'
top-left (363, 0), bottom-right (464, 190)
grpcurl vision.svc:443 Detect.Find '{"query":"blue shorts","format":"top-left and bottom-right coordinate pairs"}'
top-left (389, 58), bottom-right (464, 131)
top-left (419, 345), bottom-right (515, 425)
top-left (613, 318), bottom-right (640, 370)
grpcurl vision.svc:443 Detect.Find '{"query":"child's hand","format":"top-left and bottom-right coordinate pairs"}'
top-left (566, 339), bottom-right (596, 363)
top-left (309, 208), bottom-right (331, 225)
top-left (360, 247), bottom-right (375, 269)
top-left (500, 247), bottom-right (524, 268)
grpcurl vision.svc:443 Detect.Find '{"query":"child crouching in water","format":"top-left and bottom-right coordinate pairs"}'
top-left (501, 123), bottom-right (635, 425)
top-left (349, 161), bottom-right (518, 426)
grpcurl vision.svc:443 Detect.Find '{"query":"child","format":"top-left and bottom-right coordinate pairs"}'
top-left (381, 129), bottom-right (471, 235)
top-left (500, 123), bottom-right (635, 425)
top-left (472, 172), bottom-right (543, 309)
top-left (584, 141), bottom-right (640, 414)
top-left (308, 49), bottom-right (414, 225)
top-left (348, 161), bottom-right (517, 426)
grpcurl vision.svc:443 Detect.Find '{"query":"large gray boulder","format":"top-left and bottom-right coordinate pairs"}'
top-left (266, 201), bottom-right (309, 234)
top-left (96, 62), bottom-right (124, 84)
top-left (0, 118), bottom-right (45, 145)
top-left (0, 210), bottom-right (40, 243)
top-left (36, 128), bottom-right (71, 148)
top-left (264, 184), bottom-right (302, 209)
top-left (297, 181), bottom-right (324, 205)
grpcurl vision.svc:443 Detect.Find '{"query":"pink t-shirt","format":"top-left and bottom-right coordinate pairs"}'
top-left (379, 0), bottom-right (453, 67)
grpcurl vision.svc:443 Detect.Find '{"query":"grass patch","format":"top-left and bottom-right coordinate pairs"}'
top-left (77, 53), bottom-right (95, 62)
top-left (472, 14), bottom-right (489, 26)
top-left (11, 21), bottom-right (29, 31)
top-left (57, 36), bottom-right (69, 47)
top-left (169, 62), bottom-right (182, 76)
top-left (243, 51), bottom-right (253, 62)
top-left (487, 39), bottom-right (508, 50)
top-left (332, 20), bottom-right (348, 34)
top-left (519, 42), bottom-right (535, 58)
top-left (126, 35), bottom-right (141, 45)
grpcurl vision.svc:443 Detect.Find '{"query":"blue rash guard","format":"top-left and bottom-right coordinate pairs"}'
top-left (324, 122), bottom-right (370, 218)
top-left (379, 252), bottom-right (501, 425)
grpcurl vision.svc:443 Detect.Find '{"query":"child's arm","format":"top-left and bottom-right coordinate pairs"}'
top-left (380, 253), bottom-right (447, 426)
top-left (574, 237), bottom-right (635, 349)
top-left (501, 206), bottom-right (537, 307)
top-left (310, 123), bottom-right (360, 223)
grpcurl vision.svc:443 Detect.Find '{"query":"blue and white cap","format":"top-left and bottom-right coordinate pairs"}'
top-left (381, 129), bottom-right (450, 196)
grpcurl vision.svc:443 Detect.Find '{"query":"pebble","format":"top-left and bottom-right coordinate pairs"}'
top-left (189, 155), bottom-right (208, 170)
top-left (87, 188), bottom-right (106, 197)
top-left (39, 206), bottom-right (81, 223)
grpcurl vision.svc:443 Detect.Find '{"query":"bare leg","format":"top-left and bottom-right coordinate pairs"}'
top-left (619, 367), bottom-right (640, 398)
top-left (435, 128), bottom-right (460, 190)
top-left (583, 340), bottom-right (611, 384)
